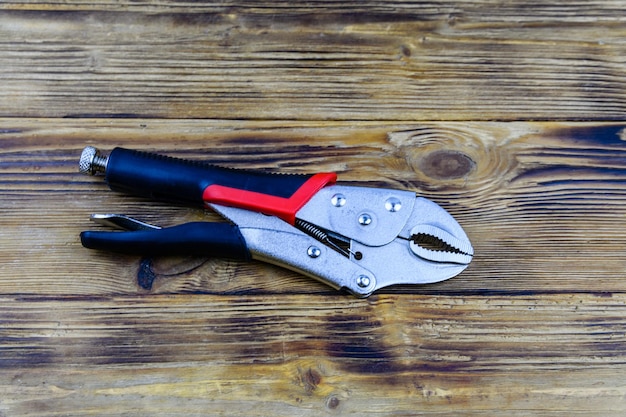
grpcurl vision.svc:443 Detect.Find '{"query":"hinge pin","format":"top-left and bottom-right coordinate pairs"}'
top-left (356, 275), bottom-right (371, 288)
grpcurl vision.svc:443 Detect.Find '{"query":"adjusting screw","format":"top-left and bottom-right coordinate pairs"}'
top-left (79, 146), bottom-right (108, 176)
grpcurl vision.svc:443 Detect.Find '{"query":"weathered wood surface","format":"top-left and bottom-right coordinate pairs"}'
top-left (2, 294), bottom-right (626, 416)
top-left (2, 1), bottom-right (626, 416)
top-left (1, 2), bottom-right (626, 121)
top-left (3, 120), bottom-right (626, 415)
top-left (3, 119), bottom-right (626, 296)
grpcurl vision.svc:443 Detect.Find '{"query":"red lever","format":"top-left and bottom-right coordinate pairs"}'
top-left (202, 172), bottom-right (337, 225)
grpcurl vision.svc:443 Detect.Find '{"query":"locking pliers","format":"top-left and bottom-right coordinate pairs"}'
top-left (78, 146), bottom-right (473, 297)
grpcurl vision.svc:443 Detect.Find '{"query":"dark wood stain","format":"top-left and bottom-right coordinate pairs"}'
top-left (324, 314), bottom-right (405, 375)
top-left (548, 124), bottom-right (625, 147)
top-left (137, 258), bottom-right (157, 290)
top-left (0, 343), bottom-right (58, 369)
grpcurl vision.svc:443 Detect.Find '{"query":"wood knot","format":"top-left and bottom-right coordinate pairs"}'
top-left (137, 258), bottom-right (156, 290)
top-left (299, 367), bottom-right (322, 394)
top-left (326, 395), bottom-right (341, 410)
top-left (418, 150), bottom-right (475, 180)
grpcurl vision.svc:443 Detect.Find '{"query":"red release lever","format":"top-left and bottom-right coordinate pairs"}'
top-left (202, 172), bottom-right (337, 225)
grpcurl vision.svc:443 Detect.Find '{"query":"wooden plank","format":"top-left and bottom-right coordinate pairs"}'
top-left (1, 118), bottom-right (626, 296)
top-left (2, 2), bottom-right (625, 414)
top-left (0, 4), bottom-right (624, 120)
top-left (1, 293), bottom-right (626, 416)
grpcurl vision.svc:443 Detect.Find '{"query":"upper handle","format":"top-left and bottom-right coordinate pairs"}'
top-left (80, 147), bottom-right (336, 224)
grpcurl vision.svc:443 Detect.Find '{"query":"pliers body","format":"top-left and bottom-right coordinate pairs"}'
top-left (79, 146), bottom-right (473, 297)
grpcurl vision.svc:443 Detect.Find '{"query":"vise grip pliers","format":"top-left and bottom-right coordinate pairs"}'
top-left (79, 146), bottom-right (473, 297)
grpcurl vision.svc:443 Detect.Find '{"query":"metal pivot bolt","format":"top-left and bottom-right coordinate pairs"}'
top-left (356, 275), bottom-right (371, 288)
top-left (358, 213), bottom-right (372, 226)
top-left (385, 197), bottom-right (402, 212)
top-left (79, 146), bottom-right (108, 176)
top-left (331, 193), bottom-right (346, 207)
top-left (307, 246), bottom-right (321, 258)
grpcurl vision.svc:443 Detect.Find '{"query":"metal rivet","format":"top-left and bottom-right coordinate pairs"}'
top-left (307, 246), bottom-right (321, 258)
top-left (385, 197), bottom-right (402, 212)
top-left (331, 194), bottom-right (346, 207)
top-left (358, 213), bottom-right (372, 226)
top-left (356, 275), bottom-right (371, 288)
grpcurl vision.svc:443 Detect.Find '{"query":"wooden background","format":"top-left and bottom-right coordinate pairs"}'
top-left (1, 1), bottom-right (626, 415)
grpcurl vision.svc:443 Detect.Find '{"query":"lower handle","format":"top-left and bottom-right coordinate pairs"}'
top-left (80, 222), bottom-right (251, 259)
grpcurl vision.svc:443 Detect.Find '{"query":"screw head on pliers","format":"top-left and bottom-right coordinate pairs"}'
top-left (79, 146), bottom-right (108, 176)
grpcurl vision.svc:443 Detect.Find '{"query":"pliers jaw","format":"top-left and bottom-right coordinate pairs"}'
top-left (211, 184), bottom-right (473, 297)
top-left (294, 185), bottom-right (473, 295)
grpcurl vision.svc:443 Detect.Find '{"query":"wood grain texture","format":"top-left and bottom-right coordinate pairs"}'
top-left (2, 294), bottom-right (626, 416)
top-left (2, 1), bottom-right (626, 415)
top-left (0, 2), bottom-right (625, 120)
top-left (2, 119), bottom-right (626, 296)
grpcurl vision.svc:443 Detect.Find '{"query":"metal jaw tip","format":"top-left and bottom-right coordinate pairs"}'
top-left (79, 146), bottom-right (108, 176)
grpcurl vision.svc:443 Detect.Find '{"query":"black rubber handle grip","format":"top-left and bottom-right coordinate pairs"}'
top-left (80, 222), bottom-right (251, 259)
top-left (104, 147), bottom-right (313, 206)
